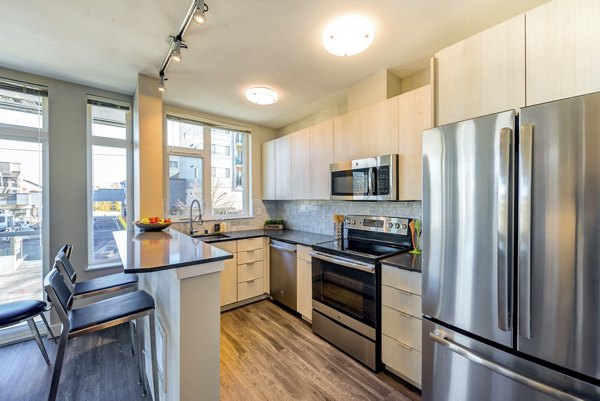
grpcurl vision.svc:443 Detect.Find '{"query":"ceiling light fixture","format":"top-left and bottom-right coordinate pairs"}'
top-left (193, 0), bottom-right (209, 24)
top-left (245, 87), bottom-right (279, 105)
top-left (157, 0), bottom-right (209, 91)
top-left (158, 72), bottom-right (167, 92)
top-left (322, 15), bottom-right (375, 57)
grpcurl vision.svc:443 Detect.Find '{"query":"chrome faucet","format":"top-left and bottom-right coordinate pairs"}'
top-left (189, 199), bottom-right (203, 235)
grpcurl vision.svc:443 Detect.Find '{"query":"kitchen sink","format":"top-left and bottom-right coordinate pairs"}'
top-left (191, 233), bottom-right (230, 242)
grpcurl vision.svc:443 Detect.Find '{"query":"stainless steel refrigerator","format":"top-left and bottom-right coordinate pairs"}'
top-left (422, 91), bottom-right (600, 401)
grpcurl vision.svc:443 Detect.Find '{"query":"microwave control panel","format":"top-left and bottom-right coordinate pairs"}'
top-left (377, 166), bottom-right (390, 195)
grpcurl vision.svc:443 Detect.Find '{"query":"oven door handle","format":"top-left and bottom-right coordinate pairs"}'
top-left (310, 251), bottom-right (376, 274)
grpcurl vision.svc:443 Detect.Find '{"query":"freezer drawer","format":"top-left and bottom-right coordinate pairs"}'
top-left (422, 320), bottom-right (599, 401)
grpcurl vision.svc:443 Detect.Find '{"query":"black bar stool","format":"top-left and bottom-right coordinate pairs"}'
top-left (53, 245), bottom-right (138, 353)
top-left (0, 300), bottom-right (53, 364)
top-left (43, 269), bottom-right (159, 401)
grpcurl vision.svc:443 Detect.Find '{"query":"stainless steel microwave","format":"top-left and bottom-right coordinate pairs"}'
top-left (330, 155), bottom-right (398, 201)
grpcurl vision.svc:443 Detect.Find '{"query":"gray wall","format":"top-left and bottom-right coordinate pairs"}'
top-left (0, 66), bottom-right (132, 280)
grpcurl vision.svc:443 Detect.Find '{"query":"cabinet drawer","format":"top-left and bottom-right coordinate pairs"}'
top-left (238, 277), bottom-right (265, 301)
top-left (297, 245), bottom-right (312, 262)
top-left (382, 305), bottom-right (422, 352)
top-left (238, 237), bottom-right (263, 252)
top-left (238, 248), bottom-right (263, 264)
top-left (238, 261), bottom-right (264, 283)
top-left (211, 240), bottom-right (237, 254)
top-left (382, 284), bottom-right (421, 318)
top-left (382, 265), bottom-right (421, 295)
top-left (382, 334), bottom-right (422, 387)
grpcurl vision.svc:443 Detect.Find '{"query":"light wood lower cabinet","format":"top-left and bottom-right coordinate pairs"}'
top-left (381, 264), bottom-right (422, 388)
top-left (214, 238), bottom-right (267, 307)
top-left (296, 245), bottom-right (312, 322)
top-left (210, 241), bottom-right (238, 307)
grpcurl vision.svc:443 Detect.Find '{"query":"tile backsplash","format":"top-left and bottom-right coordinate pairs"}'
top-left (275, 200), bottom-right (422, 235)
top-left (170, 199), bottom-right (421, 237)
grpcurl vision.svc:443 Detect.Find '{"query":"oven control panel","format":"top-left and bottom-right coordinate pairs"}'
top-left (345, 215), bottom-right (409, 235)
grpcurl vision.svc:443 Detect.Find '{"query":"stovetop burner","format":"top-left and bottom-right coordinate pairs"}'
top-left (312, 238), bottom-right (410, 263)
top-left (312, 215), bottom-right (414, 263)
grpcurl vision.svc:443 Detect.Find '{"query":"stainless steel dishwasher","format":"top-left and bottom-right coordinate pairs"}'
top-left (269, 240), bottom-right (297, 310)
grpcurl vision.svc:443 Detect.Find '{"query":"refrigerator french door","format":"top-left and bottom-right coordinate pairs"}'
top-left (422, 91), bottom-right (600, 401)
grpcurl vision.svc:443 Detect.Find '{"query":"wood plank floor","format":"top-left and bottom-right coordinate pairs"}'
top-left (0, 325), bottom-right (147, 401)
top-left (221, 300), bottom-right (421, 401)
top-left (0, 300), bottom-right (421, 401)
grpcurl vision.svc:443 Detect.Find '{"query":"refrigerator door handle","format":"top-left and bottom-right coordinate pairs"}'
top-left (496, 127), bottom-right (512, 332)
top-left (429, 331), bottom-right (585, 401)
top-left (518, 124), bottom-right (533, 339)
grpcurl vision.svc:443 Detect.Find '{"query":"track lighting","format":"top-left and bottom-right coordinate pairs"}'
top-left (158, 0), bottom-right (209, 93)
top-left (158, 73), bottom-right (166, 92)
top-left (193, 0), bottom-right (208, 24)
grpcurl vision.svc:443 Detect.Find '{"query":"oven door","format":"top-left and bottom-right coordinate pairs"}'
top-left (311, 251), bottom-right (378, 330)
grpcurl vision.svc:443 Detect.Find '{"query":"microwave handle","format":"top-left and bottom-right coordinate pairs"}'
top-left (369, 167), bottom-right (377, 195)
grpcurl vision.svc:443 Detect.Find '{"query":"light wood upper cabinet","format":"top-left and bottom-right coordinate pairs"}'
top-left (362, 97), bottom-right (399, 157)
top-left (261, 140), bottom-right (276, 200)
top-left (309, 120), bottom-right (333, 200)
top-left (526, 0), bottom-right (600, 105)
top-left (333, 109), bottom-right (362, 162)
top-left (275, 136), bottom-right (292, 200)
top-left (398, 85), bottom-right (432, 201)
top-left (434, 14), bottom-right (525, 126)
top-left (290, 128), bottom-right (311, 200)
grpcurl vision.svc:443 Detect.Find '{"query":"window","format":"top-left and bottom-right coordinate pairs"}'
top-left (0, 78), bottom-right (48, 312)
top-left (166, 115), bottom-right (251, 220)
top-left (87, 98), bottom-right (131, 267)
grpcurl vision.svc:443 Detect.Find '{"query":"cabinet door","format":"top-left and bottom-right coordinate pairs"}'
top-left (296, 256), bottom-right (312, 321)
top-left (211, 241), bottom-right (237, 306)
top-left (397, 85), bottom-right (432, 200)
top-left (333, 110), bottom-right (362, 162)
top-left (261, 140), bottom-right (276, 200)
top-left (362, 97), bottom-right (399, 157)
top-left (526, 0), bottom-right (600, 105)
top-left (435, 14), bottom-right (525, 126)
top-left (275, 136), bottom-right (292, 200)
top-left (309, 120), bottom-right (333, 200)
top-left (290, 129), bottom-right (311, 200)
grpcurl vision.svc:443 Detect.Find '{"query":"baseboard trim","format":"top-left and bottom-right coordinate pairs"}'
top-left (220, 293), bottom-right (270, 312)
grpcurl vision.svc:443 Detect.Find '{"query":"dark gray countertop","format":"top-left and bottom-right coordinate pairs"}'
top-left (381, 252), bottom-right (422, 273)
top-left (194, 229), bottom-right (335, 247)
top-left (114, 228), bottom-right (233, 274)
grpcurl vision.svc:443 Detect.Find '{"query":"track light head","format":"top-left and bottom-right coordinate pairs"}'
top-left (193, 0), bottom-right (208, 24)
top-left (158, 73), bottom-right (166, 92)
top-left (170, 37), bottom-right (183, 62)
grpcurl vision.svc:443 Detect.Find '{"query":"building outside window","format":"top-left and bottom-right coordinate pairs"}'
top-left (166, 115), bottom-right (251, 220)
top-left (87, 97), bottom-right (132, 267)
top-left (0, 78), bottom-right (48, 317)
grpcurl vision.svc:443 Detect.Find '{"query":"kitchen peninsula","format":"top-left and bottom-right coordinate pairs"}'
top-left (113, 228), bottom-right (233, 401)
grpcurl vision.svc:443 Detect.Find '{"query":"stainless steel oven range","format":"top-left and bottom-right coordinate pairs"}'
top-left (310, 215), bottom-right (412, 370)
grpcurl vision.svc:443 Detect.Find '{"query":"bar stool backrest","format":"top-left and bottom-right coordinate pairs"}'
top-left (59, 243), bottom-right (73, 259)
top-left (55, 251), bottom-right (77, 284)
top-left (44, 270), bottom-right (73, 328)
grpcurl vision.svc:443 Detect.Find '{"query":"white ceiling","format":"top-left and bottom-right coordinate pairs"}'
top-left (0, 0), bottom-right (548, 129)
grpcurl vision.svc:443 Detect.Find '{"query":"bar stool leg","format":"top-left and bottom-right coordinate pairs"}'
top-left (26, 318), bottom-right (50, 365)
top-left (136, 317), bottom-right (147, 395)
top-left (149, 311), bottom-right (160, 400)
top-left (130, 321), bottom-right (136, 356)
top-left (40, 312), bottom-right (57, 344)
top-left (48, 330), bottom-right (69, 401)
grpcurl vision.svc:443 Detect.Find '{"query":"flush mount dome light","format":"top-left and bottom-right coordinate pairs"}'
top-left (245, 86), bottom-right (279, 105)
top-left (322, 15), bottom-right (375, 57)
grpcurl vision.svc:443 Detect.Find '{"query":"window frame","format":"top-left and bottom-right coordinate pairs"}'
top-left (86, 96), bottom-right (133, 269)
top-left (164, 112), bottom-right (252, 222)
top-left (0, 79), bottom-right (50, 344)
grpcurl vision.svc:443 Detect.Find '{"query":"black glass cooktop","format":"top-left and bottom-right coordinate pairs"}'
top-left (312, 238), bottom-right (410, 262)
